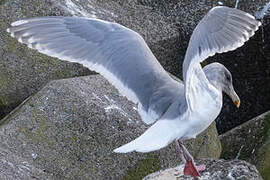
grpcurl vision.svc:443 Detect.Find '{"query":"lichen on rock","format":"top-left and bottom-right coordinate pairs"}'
top-left (143, 159), bottom-right (263, 180)
top-left (220, 111), bottom-right (270, 180)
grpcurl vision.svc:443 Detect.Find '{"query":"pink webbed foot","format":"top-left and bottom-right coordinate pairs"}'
top-left (184, 160), bottom-right (206, 177)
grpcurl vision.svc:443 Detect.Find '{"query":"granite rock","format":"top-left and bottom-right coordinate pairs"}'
top-left (220, 111), bottom-right (270, 180)
top-left (0, 0), bottom-right (93, 119)
top-left (143, 159), bottom-right (263, 180)
top-left (0, 147), bottom-right (53, 180)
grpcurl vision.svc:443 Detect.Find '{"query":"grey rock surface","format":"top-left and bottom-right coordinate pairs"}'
top-left (0, 0), bottom-right (93, 119)
top-left (1, 0), bottom-right (270, 134)
top-left (143, 159), bottom-right (263, 180)
top-left (0, 75), bottom-right (221, 179)
top-left (220, 111), bottom-right (270, 180)
top-left (0, 147), bottom-right (53, 180)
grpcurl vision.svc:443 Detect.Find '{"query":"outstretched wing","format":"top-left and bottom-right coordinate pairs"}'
top-left (183, 6), bottom-right (261, 111)
top-left (7, 16), bottom-right (183, 124)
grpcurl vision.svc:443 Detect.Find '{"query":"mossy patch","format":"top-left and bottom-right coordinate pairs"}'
top-left (122, 154), bottom-right (160, 180)
top-left (0, 96), bottom-right (9, 107)
top-left (6, 38), bottom-right (23, 55)
top-left (0, 0), bottom-right (7, 5)
top-left (205, 122), bottom-right (222, 158)
top-left (200, 60), bottom-right (209, 67)
top-left (262, 114), bottom-right (270, 143)
top-left (259, 146), bottom-right (270, 180)
top-left (0, 96), bottom-right (31, 126)
top-left (258, 113), bottom-right (270, 180)
top-left (0, 96), bottom-right (13, 119)
top-left (0, 71), bottom-right (10, 89)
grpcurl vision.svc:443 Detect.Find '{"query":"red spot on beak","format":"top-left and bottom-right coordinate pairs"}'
top-left (234, 100), bottom-right (240, 108)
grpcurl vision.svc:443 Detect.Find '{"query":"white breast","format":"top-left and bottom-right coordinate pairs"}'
top-left (183, 87), bottom-right (222, 139)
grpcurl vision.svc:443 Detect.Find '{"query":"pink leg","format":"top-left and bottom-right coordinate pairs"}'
top-left (176, 141), bottom-right (186, 164)
top-left (177, 140), bottom-right (206, 177)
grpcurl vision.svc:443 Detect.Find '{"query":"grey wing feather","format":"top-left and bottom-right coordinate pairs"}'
top-left (183, 6), bottom-right (261, 111)
top-left (7, 16), bottom-right (186, 124)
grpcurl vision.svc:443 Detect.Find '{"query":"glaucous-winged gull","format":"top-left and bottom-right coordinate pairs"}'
top-left (7, 6), bottom-right (261, 177)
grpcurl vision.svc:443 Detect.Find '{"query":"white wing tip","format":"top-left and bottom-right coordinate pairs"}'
top-left (113, 148), bottom-right (122, 153)
top-left (18, 37), bottom-right (23, 43)
top-left (6, 28), bottom-right (10, 33)
top-left (28, 44), bottom-right (33, 49)
top-left (11, 20), bottom-right (28, 26)
top-left (113, 146), bottom-right (132, 153)
top-left (245, 12), bottom-right (255, 20)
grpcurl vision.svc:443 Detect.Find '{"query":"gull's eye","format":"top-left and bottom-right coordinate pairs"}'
top-left (226, 75), bottom-right (231, 82)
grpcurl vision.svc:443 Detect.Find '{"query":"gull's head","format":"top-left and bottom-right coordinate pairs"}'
top-left (203, 62), bottom-right (240, 108)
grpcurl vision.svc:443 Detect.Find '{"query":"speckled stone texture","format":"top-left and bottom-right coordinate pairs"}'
top-left (0, 75), bottom-right (221, 179)
top-left (220, 111), bottom-right (270, 180)
top-left (0, 147), bottom-right (53, 180)
top-left (143, 159), bottom-right (263, 180)
top-left (0, 0), bottom-right (93, 119)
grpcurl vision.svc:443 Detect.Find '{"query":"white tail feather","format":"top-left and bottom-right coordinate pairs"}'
top-left (113, 120), bottom-right (182, 153)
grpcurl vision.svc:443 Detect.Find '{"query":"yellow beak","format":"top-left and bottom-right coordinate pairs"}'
top-left (230, 90), bottom-right (240, 108)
